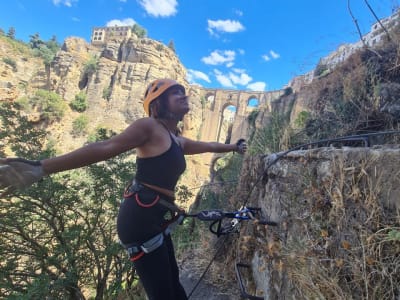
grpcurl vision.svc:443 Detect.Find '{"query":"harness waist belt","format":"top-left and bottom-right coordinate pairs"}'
top-left (122, 214), bottom-right (185, 257)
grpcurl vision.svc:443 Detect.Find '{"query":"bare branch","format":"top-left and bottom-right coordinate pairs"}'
top-left (364, 0), bottom-right (393, 42)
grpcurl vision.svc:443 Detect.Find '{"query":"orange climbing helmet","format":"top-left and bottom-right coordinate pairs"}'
top-left (143, 79), bottom-right (185, 116)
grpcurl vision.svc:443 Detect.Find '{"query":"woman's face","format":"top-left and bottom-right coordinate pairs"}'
top-left (166, 86), bottom-right (190, 116)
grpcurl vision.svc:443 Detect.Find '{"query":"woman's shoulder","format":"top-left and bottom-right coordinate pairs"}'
top-left (131, 117), bottom-right (159, 128)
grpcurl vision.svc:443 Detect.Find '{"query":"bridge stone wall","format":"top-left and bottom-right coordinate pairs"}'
top-left (195, 87), bottom-right (284, 143)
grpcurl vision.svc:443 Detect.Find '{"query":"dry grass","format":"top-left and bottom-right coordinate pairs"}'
top-left (281, 154), bottom-right (400, 300)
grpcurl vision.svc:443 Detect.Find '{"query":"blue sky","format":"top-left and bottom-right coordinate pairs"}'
top-left (0, 0), bottom-right (397, 91)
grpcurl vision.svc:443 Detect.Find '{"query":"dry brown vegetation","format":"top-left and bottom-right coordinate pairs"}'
top-left (284, 154), bottom-right (399, 299)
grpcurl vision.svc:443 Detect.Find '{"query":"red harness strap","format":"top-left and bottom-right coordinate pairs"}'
top-left (135, 193), bottom-right (160, 208)
top-left (130, 251), bottom-right (145, 262)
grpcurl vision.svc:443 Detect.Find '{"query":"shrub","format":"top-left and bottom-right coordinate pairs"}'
top-left (132, 24), bottom-right (147, 38)
top-left (15, 96), bottom-right (30, 111)
top-left (249, 112), bottom-right (287, 154)
top-left (2, 57), bottom-right (17, 71)
top-left (102, 87), bottom-right (111, 100)
top-left (247, 109), bottom-right (259, 127)
top-left (84, 56), bottom-right (99, 76)
top-left (314, 61), bottom-right (329, 77)
top-left (294, 111), bottom-right (311, 128)
top-left (31, 89), bottom-right (67, 122)
top-left (72, 115), bottom-right (89, 136)
top-left (33, 45), bottom-right (55, 66)
top-left (70, 92), bottom-right (88, 112)
top-left (156, 43), bottom-right (164, 51)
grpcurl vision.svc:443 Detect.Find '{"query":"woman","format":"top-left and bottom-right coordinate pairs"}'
top-left (0, 78), bottom-right (246, 300)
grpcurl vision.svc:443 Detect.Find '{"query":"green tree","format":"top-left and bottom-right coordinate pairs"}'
top-left (0, 103), bottom-right (138, 299)
top-left (29, 32), bottom-right (44, 49)
top-left (7, 27), bottom-right (15, 39)
top-left (30, 34), bottom-right (60, 67)
top-left (167, 39), bottom-right (176, 52)
top-left (33, 44), bottom-right (55, 66)
top-left (131, 24), bottom-right (147, 38)
top-left (46, 35), bottom-right (60, 53)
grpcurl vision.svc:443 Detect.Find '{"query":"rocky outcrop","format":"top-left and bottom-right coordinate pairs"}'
top-left (233, 146), bottom-right (400, 299)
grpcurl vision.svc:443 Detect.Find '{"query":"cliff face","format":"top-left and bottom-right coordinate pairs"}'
top-left (50, 37), bottom-right (190, 138)
top-left (229, 146), bottom-right (400, 299)
top-left (0, 34), bottom-right (224, 209)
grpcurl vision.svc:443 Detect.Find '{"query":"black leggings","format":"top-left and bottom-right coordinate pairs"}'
top-left (117, 185), bottom-right (187, 300)
top-left (133, 235), bottom-right (187, 300)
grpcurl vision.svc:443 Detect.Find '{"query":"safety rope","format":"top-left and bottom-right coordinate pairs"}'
top-left (187, 234), bottom-right (229, 299)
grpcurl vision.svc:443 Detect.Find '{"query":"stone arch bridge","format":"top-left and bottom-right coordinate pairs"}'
top-left (195, 87), bottom-right (284, 143)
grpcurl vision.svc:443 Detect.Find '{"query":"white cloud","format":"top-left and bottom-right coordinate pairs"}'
top-left (214, 69), bottom-right (235, 88)
top-left (138, 0), bottom-right (178, 17)
top-left (119, 0), bottom-right (127, 2)
top-left (187, 69), bottom-right (211, 83)
top-left (262, 54), bottom-right (270, 61)
top-left (247, 81), bottom-right (267, 91)
top-left (207, 19), bottom-right (244, 35)
top-left (229, 72), bottom-right (252, 86)
top-left (72, 17), bottom-right (80, 22)
top-left (270, 50), bottom-right (280, 59)
top-left (201, 50), bottom-right (235, 66)
top-left (106, 18), bottom-right (136, 27)
top-left (238, 49), bottom-right (245, 55)
top-left (263, 50), bottom-right (280, 62)
top-left (52, 0), bottom-right (77, 7)
top-left (232, 68), bottom-right (245, 73)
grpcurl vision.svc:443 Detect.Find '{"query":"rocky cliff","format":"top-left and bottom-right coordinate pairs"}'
top-left (226, 146), bottom-right (400, 299)
top-left (0, 34), bottom-right (213, 201)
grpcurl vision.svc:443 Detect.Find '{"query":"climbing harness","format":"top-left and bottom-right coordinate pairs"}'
top-left (120, 181), bottom-right (185, 261)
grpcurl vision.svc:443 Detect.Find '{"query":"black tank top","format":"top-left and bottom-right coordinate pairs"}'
top-left (135, 133), bottom-right (186, 190)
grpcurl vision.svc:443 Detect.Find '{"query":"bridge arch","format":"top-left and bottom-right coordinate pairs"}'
top-left (197, 87), bottom-right (284, 143)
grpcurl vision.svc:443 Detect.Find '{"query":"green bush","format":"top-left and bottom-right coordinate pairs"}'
top-left (247, 109), bottom-right (259, 127)
top-left (15, 96), bottom-right (30, 111)
top-left (70, 92), bottom-right (88, 112)
top-left (84, 56), bottom-right (99, 76)
top-left (33, 45), bottom-right (55, 66)
top-left (103, 87), bottom-right (111, 100)
top-left (72, 115), bottom-right (89, 136)
top-left (156, 43), bottom-right (164, 51)
top-left (294, 111), bottom-right (311, 128)
top-left (249, 112), bottom-right (287, 154)
top-left (31, 89), bottom-right (67, 122)
top-left (132, 24), bottom-right (147, 38)
top-left (2, 57), bottom-right (17, 71)
top-left (314, 61), bottom-right (329, 77)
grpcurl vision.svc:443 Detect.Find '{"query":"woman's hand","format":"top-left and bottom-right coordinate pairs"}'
top-left (235, 139), bottom-right (247, 155)
top-left (0, 158), bottom-right (45, 195)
